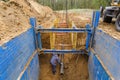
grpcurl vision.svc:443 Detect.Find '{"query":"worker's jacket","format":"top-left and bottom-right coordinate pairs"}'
top-left (50, 54), bottom-right (60, 66)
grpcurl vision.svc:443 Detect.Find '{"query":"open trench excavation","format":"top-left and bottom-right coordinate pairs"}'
top-left (1, 0), bottom-right (120, 79)
top-left (39, 38), bottom-right (89, 80)
top-left (39, 12), bottom-right (89, 80)
top-left (0, 1), bottom-right (89, 79)
top-left (39, 54), bottom-right (88, 80)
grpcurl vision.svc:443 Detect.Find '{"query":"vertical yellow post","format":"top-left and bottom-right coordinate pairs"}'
top-left (50, 18), bottom-right (59, 49)
top-left (70, 21), bottom-right (73, 49)
top-left (71, 22), bottom-right (77, 49)
top-left (54, 18), bottom-right (59, 27)
top-left (50, 32), bottom-right (55, 49)
top-left (73, 32), bottom-right (77, 49)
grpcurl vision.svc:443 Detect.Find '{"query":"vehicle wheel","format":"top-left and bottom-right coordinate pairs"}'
top-left (102, 11), bottom-right (112, 23)
top-left (115, 14), bottom-right (120, 31)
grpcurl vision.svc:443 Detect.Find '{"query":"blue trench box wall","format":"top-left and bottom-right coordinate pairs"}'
top-left (89, 29), bottom-right (120, 80)
top-left (0, 28), bottom-right (39, 80)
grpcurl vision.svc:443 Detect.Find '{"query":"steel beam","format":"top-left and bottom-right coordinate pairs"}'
top-left (40, 49), bottom-right (85, 54)
top-left (36, 27), bottom-right (92, 33)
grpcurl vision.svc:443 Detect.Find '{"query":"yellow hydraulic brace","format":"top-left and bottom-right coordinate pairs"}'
top-left (50, 32), bottom-right (55, 49)
top-left (51, 19), bottom-right (77, 50)
top-left (71, 22), bottom-right (77, 49)
top-left (54, 18), bottom-right (59, 27)
top-left (50, 18), bottom-right (59, 49)
top-left (73, 32), bottom-right (77, 49)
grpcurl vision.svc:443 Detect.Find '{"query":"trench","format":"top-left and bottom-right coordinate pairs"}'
top-left (39, 54), bottom-right (89, 80)
top-left (38, 27), bottom-right (89, 80)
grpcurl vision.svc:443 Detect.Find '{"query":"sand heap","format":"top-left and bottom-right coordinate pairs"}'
top-left (0, 0), bottom-right (55, 45)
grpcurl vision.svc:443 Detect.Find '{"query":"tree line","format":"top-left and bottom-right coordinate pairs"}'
top-left (37, 0), bottom-right (111, 10)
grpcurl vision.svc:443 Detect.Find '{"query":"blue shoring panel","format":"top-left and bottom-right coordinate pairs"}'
top-left (30, 17), bottom-right (42, 50)
top-left (0, 28), bottom-right (39, 80)
top-left (93, 29), bottom-right (120, 80)
top-left (88, 52), bottom-right (111, 80)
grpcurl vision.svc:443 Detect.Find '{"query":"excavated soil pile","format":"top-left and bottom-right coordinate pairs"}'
top-left (0, 0), bottom-right (55, 45)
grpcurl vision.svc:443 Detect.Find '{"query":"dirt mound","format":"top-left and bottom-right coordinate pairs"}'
top-left (0, 0), bottom-right (55, 45)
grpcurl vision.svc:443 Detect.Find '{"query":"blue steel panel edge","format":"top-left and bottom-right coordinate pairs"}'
top-left (30, 18), bottom-right (42, 50)
top-left (92, 11), bottom-right (100, 28)
top-left (90, 11), bottom-right (100, 48)
top-left (30, 18), bottom-right (39, 49)
top-left (90, 49), bottom-right (114, 80)
top-left (17, 50), bottom-right (38, 80)
top-left (86, 24), bottom-right (92, 51)
top-left (37, 33), bottom-right (42, 50)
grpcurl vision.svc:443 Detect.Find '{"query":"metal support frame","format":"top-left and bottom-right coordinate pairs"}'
top-left (90, 11), bottom-right (100, 49)
top-left (30, 17), bottom-right (42, 50)
top-left (29, 11), bottom-right (100, 55)
top-left (86, 24), bottom-right (92, 50)
top-left (41, 49), bottom-right (85, 54)
top-left (36, 27), bottom-right (91, 33)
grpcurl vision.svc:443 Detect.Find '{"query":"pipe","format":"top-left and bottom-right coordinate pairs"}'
top-left (60, 54), bottom-right (64, 75)
top-left (60, 62), bottom-right (64, 75)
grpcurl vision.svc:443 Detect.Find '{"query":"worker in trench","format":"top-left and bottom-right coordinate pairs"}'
top-left (50, 54), bottom-right (61, 75)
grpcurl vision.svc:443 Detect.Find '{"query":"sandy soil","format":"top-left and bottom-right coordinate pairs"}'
top-left (99, 19), bottom-right (120, 40)
top-left (0, 0), bottom-right (55, 45)
top-left (39, 54), bottom-right (89, 80)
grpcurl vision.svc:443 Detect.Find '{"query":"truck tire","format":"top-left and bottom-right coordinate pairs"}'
top-left (102, 11), bottom-right (112, 23)
top-left (115, 14), bottom-right (120, 31)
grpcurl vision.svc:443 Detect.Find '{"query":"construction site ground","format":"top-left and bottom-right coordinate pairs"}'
top-left (0, 0), bottom-right (120, 80)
